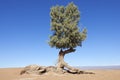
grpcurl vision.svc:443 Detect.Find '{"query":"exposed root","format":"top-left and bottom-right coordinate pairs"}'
top-left (20, 65), bottom-right (46, 75)
top-left (20, 65), bottom-right (94, 75)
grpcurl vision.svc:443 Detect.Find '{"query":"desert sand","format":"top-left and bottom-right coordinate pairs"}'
top-left (0, 68), bottom-right (120, 80)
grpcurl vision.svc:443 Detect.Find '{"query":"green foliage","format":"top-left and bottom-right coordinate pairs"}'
top-left (49, 2), bottom-right (87, 49)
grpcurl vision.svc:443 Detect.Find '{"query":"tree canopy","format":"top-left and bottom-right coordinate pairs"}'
top-left (49, 2), bottom-right (87, 49)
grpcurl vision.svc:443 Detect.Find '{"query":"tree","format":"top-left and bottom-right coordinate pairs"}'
top-left (49, 2), bottom-right (87, 73)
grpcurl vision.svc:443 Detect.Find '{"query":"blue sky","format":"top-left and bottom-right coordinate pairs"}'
top-left (0, 0), bottom-right (120, 68)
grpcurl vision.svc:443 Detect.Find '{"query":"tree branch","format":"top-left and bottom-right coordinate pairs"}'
top-left (63, 48), bottom-right (76, 54)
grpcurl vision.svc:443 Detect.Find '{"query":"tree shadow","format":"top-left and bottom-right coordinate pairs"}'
top-left (66, 70), bottom-right (95, 74)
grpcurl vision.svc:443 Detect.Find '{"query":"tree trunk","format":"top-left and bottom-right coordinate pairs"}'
top-left (56, 48), bottom-right (81, 74)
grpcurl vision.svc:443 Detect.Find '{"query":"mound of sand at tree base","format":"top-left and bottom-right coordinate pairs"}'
top-left (20, 65), bottom-right (89, 75)
top-left (0, 67), bottom-right (120, 80)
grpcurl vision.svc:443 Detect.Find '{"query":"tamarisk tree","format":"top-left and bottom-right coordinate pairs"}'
top-left (49, 2), bottom-right (87, 73)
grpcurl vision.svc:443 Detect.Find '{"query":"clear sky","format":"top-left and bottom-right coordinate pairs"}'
top-left (0, 0), bottom-right (120, 68)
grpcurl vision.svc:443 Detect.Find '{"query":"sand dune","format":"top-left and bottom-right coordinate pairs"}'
top-left (0, 68), bottom-right (120, 80)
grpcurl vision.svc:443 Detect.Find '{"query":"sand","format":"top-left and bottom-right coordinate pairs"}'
top-left (0, 68), bottom-right (120, 80)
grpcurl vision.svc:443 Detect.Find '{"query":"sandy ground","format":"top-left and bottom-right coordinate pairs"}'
top-left (0, 68), bottom-right (120, 80)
